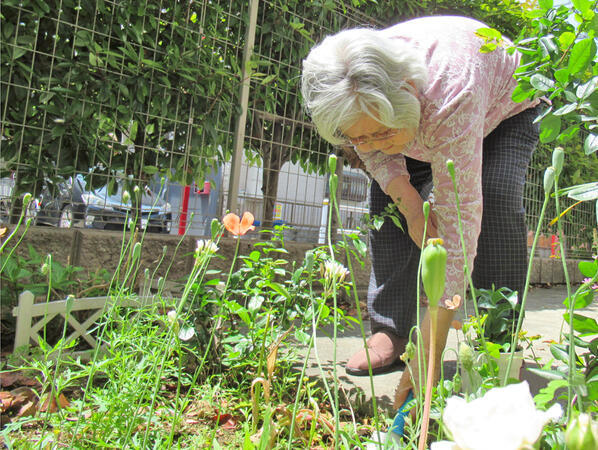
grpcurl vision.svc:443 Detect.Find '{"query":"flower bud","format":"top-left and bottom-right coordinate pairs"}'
top-left (446, 159), bottom-right (455, 179)
top-left (41, 263), bottom-right (49, 275)
top-left (328, 154), bottom-right (337, 174)
top-left (452, 372), bottom-right (462, 393)
top-left (122, 190), bottom-right (131, 204)
top-left (421, 238), bottom-right (447, 308)
top-left (544, 167), bottom-right (555, 194)
top-left (210, 218), bottom-right (221, 240)
top-left (552, 147), bottom-right (564, 176)
top-left (423, 201), bottom-right (430, 220)
top-left (22, 193), bottom-right (32, 207)
top-left (565, 413), bottom-right (598, 450)
top-left (132, 242), bottom-right (142, 261)
top-left (329, 174), bottom-right (338, 196)
top-left (459, 342), bottom-right (475, 372)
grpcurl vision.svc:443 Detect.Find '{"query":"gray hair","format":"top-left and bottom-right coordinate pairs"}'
top-left (301, 28), bottom-right (428, 146)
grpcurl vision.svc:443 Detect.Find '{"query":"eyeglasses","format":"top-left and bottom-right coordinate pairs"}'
top-left (337, 127), bottom-right (401, 147)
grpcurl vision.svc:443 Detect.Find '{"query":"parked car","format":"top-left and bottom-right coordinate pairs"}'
top-left (35, 175), bottom-right (172, 233)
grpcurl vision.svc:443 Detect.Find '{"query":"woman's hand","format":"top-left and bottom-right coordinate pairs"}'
top-left (386, 176), bottom-right (438, 248)
top-left (406, 209), bottom-right (438, 249)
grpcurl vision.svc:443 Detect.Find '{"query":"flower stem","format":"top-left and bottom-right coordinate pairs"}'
top-left (419, 306), bottom-right (437, 450)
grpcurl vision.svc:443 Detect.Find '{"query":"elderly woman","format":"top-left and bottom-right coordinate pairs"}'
top-left (301, 16), bottom-right (540, 407)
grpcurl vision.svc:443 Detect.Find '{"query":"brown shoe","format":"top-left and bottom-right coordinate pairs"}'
top-left (345, 331), bottom-right (406, 376)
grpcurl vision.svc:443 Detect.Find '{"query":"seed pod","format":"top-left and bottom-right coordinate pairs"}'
top-left (459, 342), bottom-right (475, 372)
top-left (544, 166), bottom-right (555, 194)
top-left (421, 238), bottom-right (447, 308)
top-left (328, 154), bottom-right (337, 174)
top-left (552, 147), bottom-right (564, 176)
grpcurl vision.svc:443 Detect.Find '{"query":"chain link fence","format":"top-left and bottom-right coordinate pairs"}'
top-left (1, 0), bottom-right (595, 257)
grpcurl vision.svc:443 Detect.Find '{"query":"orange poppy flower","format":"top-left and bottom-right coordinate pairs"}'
top-left (445, 294), bottom-right (462, 310)
top-left (223, 212), bottom-right (255, 236)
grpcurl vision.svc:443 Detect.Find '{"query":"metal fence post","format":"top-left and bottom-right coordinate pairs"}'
top-left (227, 0), bottom-right (259, 214)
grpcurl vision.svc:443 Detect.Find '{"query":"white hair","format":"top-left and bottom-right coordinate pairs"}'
top-left (301, 28), bottom-right (428, 145)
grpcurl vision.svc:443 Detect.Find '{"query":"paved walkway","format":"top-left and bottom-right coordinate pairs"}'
top-left (304, 286), bottom-right (598, 413)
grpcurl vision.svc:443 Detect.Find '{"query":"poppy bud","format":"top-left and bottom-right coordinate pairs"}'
top-left (329, 174), bottom-right (338, 196)
top-left (132, 242), bottom-right (142, 261)
top-left (328, 154), bottom-right (337, 174)
top-left (544, 167), bottom-right (555, 194)
top-left (23, 193), bottom-right (32, 207)
top-left (421, 238), bottom-right (447, 308)
top-left (423, 201), bottom-right (430, 219)
top-left (446, 159), bottom-right (455, 179)
top-left (552, 147), bottom-right (564, 176)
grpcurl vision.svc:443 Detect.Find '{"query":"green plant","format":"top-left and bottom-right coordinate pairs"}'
top-left (470, 286), bottom-right (522, 350)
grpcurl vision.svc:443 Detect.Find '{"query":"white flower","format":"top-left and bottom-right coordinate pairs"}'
top-left (195, 239), bottom-right (219, 257)
top-left (431, 381), bottom-right (562, 450)
top-left (322, 260), bottom-right (349, 284)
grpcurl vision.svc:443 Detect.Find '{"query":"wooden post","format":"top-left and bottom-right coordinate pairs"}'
top-left (13, 290), bottom-right (35, 351)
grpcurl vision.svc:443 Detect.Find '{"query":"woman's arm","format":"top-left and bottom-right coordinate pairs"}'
top-left (386, 175), bottom-right (438, 248)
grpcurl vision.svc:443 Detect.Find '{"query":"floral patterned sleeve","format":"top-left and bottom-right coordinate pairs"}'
top-left (427, 92), bottom-right (486, 309)
top-left (353, 149), bottom-right (409, 193)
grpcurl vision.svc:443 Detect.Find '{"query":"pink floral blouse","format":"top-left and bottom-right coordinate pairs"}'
top-left (356, 16), bottom-right (539, 308)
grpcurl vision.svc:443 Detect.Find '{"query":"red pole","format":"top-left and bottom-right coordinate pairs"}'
top-left (178, 185), bottom-right (191, 235)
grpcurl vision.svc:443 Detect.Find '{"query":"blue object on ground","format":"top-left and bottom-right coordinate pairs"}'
top-left (390, 390), bottom-right (414, 438)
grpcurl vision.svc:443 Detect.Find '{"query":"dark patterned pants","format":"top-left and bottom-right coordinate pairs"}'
top-left (367, 106), bottom-right (541, 337)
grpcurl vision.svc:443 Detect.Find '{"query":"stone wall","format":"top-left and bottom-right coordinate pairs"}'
top-left (5, 226), bottom-right (586, 294)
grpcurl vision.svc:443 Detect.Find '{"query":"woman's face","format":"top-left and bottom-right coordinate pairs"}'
top-left (341, 113), bottom-right (415, 155)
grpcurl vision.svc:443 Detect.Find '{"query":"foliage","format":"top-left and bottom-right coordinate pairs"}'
top-left (1, 0), bottom-right (239, 205)
top-left (508, 1), bottom-right (598, 184)
top-left (473, 286), bottom-right (522, 349)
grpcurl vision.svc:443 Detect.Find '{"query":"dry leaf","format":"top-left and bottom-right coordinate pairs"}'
top-left (0, 226), bottom-right (7, 238)
top-left (17, 400), bottom-right (37, 418)
top-left (39, 392), bottom-right (70, 413)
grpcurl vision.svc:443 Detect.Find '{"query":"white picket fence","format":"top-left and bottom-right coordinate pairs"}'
top-left (12, 290), bottom-right (163, 356)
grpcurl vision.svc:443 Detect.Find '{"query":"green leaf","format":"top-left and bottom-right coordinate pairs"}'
top-left (475, 28), bottom-right (503, 40)
top-left (563, 289), bottom-right (595, 309)
top-left (530, 74), bottom-right (555, 91)
top-left (584, 133), bottom-right (598, 155)
top-left (568, 38), bottom-right (596, 74)
top-left (247, 295), bottom-right (264, 313)
top-left (553, 103), bottom-right (577, 116)
top-left (554, 68), bottom-right (570, 84)
top-left (266, 282), bottom-right (290, 300)
top-left (539, 114), bottom-right (561, 143)
top-left (558, 32), bottom-right (576, 50)
top-left (571, 0), bottom-right (591, 15)
top-left (511, 84), bottom-right (533, 103)
top-left (538, 0), bottom-right (553, 10)
top-left (550, 344), bottom-right (569, 363)
top-left (567, 181), bottom-right (598, 201)
top-left (576, 77), bottom-right (598, 99)
top-left (143, 165), bottom-right (159, 175)
top-left (579, 260), bottom-right (597, 278)
top-left (12, 47), bottom-right (27, 60)
top-left (563, 313), bottom-right (598, 334)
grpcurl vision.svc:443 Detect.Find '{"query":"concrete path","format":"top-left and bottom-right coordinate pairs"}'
top-left (304, 286), bottom-right (598, 414)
